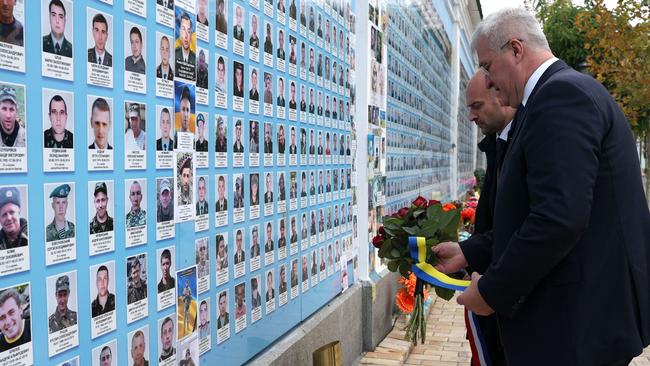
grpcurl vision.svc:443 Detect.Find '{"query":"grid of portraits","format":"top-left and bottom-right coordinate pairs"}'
top-left (384, 2), bottom-right (456, 214)
top-left (0, 0), bottom-right (356, 365)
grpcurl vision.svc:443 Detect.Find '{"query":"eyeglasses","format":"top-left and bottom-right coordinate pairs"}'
top-left (479, 38), bottom-right (523, 75)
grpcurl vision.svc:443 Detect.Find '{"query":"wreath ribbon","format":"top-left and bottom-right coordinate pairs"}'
top-left (408, 236), bottom-right (470, 291)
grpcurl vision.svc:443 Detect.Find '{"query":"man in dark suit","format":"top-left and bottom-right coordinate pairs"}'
top-left (88, 13), bottom-right (112, 66)
top-left (43, 0), bottom-right (72, 57)
top-left (435, 8), bottom-right (650, 366)
top-left (462, 70), bottom-right (516, 366)
top-left (233, 6), bottom-right (244, 42)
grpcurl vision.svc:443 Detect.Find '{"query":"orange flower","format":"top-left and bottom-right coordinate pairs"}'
top-left (396, 288), bottom-right (415, 313)
top-left (461, 207), bottom-right (475, 222)
top-left (442, 203), bottom-right (457, 212)
top-left (396, 273), bottom-right (428, 313)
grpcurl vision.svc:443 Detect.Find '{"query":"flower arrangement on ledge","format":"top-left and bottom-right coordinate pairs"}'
top-left (373, 196), bottom-right (467, 345)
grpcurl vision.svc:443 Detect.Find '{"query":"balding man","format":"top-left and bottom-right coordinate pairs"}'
top-left (463, 70), bottom-right (516, 366)
top-left (434, 8), bottom-right (650, 365)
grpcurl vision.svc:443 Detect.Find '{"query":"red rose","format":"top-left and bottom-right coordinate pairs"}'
top-left (372, 235), bottom-right (384, 248)
top-left (461, 207), bottom-right (475, 222)
top-left (397, 207), bottom-right (409, 217)
top-left (378, 226), bottom-right (386, 237)
top-left (412, 196), bottom-right (427, 208)
top-left (428, 199), bottom-right (440, 207)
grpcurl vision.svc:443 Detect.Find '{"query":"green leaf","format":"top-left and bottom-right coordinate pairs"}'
top-left (434, 286), bottom-right (455, 301)
top-left (402, 226), bottom-right (419, 235)
top-left (425, 238), bottom-right (439, 247)
top-left (418, 221), bottom-right (439, 238)
top-left (387, 260), bottom-right (399, 272)
top-left (377, 239), bottom-right (393, 258)
top-left (398, 261), bottom-right (411, 278)
top-left (426, 204), bottom-right (440, 220)
top-left (389, 248), bottom-right (401, 258)
top-left (413, 209), bottom-right (425, 218)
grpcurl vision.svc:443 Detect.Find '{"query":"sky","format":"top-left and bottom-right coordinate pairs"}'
top-left (481, 0), bottom-right (618, 17)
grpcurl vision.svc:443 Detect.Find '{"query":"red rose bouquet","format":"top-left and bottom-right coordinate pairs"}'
top-left (373, 196), bottom-right (466, 344)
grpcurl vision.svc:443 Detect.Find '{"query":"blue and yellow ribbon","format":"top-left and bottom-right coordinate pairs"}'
top-left (409, 236), bottom-right (470, 291)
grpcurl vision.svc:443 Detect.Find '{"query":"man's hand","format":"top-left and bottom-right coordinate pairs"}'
top-left (432, 241), bottom-right (468, 274)
top-left (457, 272), bottom-right (494, 316)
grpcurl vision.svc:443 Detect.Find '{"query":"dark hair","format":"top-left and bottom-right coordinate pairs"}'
top-left (218, 291), bottom-right (226, 301)
top-left (161, 316), bottom-right (173, 331)
top-left (49, 94), bottom-right (67, 115)
top-left (181, 12), bottom-right (192, 25)
top-left (181, 86), bottom-right (191, 103)
top-left (100, 345), bottom-right (112, 358)
top-left (160, 249), bottom-right (172, 262)
top-left (0, 288), bottom-right (21, 308)
top-left (129, 27), bottom-right (142, 43)
top-left (92, 13), bottom-right (108, 29)
top-left (91, 97), bottom-right (111, 116)
top-left (97, 265), bottom-right (109, 276)
top-left (49, 0), bottom-right (66, 16)
top-left (161, 107), bottom-right (170, 117)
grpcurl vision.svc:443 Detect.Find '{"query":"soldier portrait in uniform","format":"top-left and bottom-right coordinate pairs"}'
top-left (233, 174), bottom-right (244, 209)
top-left (156, 34), bottom-right (173, 81)
top-left (217, 290), bottom-right (229, 329)
top-left (175, 12), bottom-right (195, 79)
top-left (91, 263), bottom-right (116, 317)
top-left (0, 86), bottom-right (26, 148)
top-left (0, 284), bottom-right (31, 353)
top-left (0, 186), bottom-right (28, 250)
top-left (89, 182), bottom-right (114, 235)
top-left (177, 156), bottom-right (193, 206)
top-left (128, 328), bottom-right (148, 366)
top-left (215, 116), bottom-right (227, 153)
top-left (156, 178), bottom-right (174, 223)
top-left (48, 273), bottom-right (77, 333)
top-left (196, 238), bottom-right (209, 279)
top-left (127, 255), bottom-right (147, 305)
top-left (234, 229), bottom-right (245, 265)
top-left (42, 0), bottom-right (73, 58)
top-left (156, 107), bottom-right (174, 151)
top-left (198, 299), bottom-right (210, 338)
top-left (197, 50), bottom-right (209, 90)
top-left (88, 12), bottom-right (112, 66)
top-left (196, 176), bottom-right (209, 216)
top-left (157, 248), bottom-right (175, 293)
top-left (158, 316), bottom-right (176, 362)
top-left (216, 175), bottom-right (228, 212)
top-left (195, 113), bottom-right (208, 152)
top-left (126, 180), bottom-right (146, 228)
top-left (45, 183), bottom-right (75, 242)
top-left (44, 92), bottom-right (74, 149)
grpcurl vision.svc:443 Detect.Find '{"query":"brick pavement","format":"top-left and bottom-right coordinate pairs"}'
top-left (359, 294), bottom-right (650, 366)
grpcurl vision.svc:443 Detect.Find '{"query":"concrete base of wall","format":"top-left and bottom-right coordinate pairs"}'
top-left (248, 270), bottom-right (401, 365)
top-left (248, 284), bottom-right (364, 366)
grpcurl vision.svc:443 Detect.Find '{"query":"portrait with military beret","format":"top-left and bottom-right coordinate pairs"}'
top-left (0, 185), bottom-right (28, 251)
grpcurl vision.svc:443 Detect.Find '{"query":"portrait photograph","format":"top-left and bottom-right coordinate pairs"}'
top-left (0, 0), bottom-right (24, 72)
top-left (195, 236), bottom-right (210, 293)
top-left (0, 82), bottom-right (27, 172)
top-left (87, 95), bottom-right (114, 170)
top-left (157, 315), bottom-right (176, 364)
top-left (125, 178), bottom-right (147, 247)
top-left (42, 88), bottom-right (74, 159)
top-left (124, 21), bottom-right (147, 93)
top-left (41, 0), bottom-right (74, 80)
top-left (89, 261), bottom-right (117, 339)
top-left (216, 289), bottom-right (230, 343)
top-left (175, 7), bottom-right (196, 83)
top-left (46, 270), bottom-right (78, 356)
top-left (91, 339), bottom-right (116, 366)
top-left (86, 8), bottom-right (113, 88)
top-left (124, 101), bottom-right (147, 151)
top-left (127, 325), bottom-right (150, 366)
top-left (215, 233), bottom-right (229, 286)
top-left (43, 182), bottom-right (75, 265)
top-left (156, 246), bottom-right (176, 311)
top-left (176, 265), bottom-right (198, 340)
top-left (155, 32), bottom-right (175, 98)
top-left (0, 185), bottom-right (29, 268)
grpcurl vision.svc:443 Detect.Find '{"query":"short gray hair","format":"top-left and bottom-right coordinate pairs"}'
top-left (472, 7), bottom-right (550, 53)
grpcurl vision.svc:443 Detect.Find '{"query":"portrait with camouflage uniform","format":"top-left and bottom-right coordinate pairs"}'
top-left (0, 186), bottom-right (28, 250)
top-left (45, 183), bottom-right (75, 242)
top-left (48, 272), bottom-right (77, 333)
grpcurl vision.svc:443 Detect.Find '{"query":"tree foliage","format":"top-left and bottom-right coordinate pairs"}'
top-left (531, 0), bottom-right (590, 70)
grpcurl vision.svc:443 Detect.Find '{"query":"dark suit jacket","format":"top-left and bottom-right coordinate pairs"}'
top-left (43, 35), bottom-right (72, 57)
top-left (473, 134), bottom-right (497, 239)
top-left (156, 64), bottom-right (174, 80)
top-left (156, 138), bottom-right (174, 151)
top-left (461, 60), bottom-right (650, 365)
top-left (88, 48), bottom-right (113, 66)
